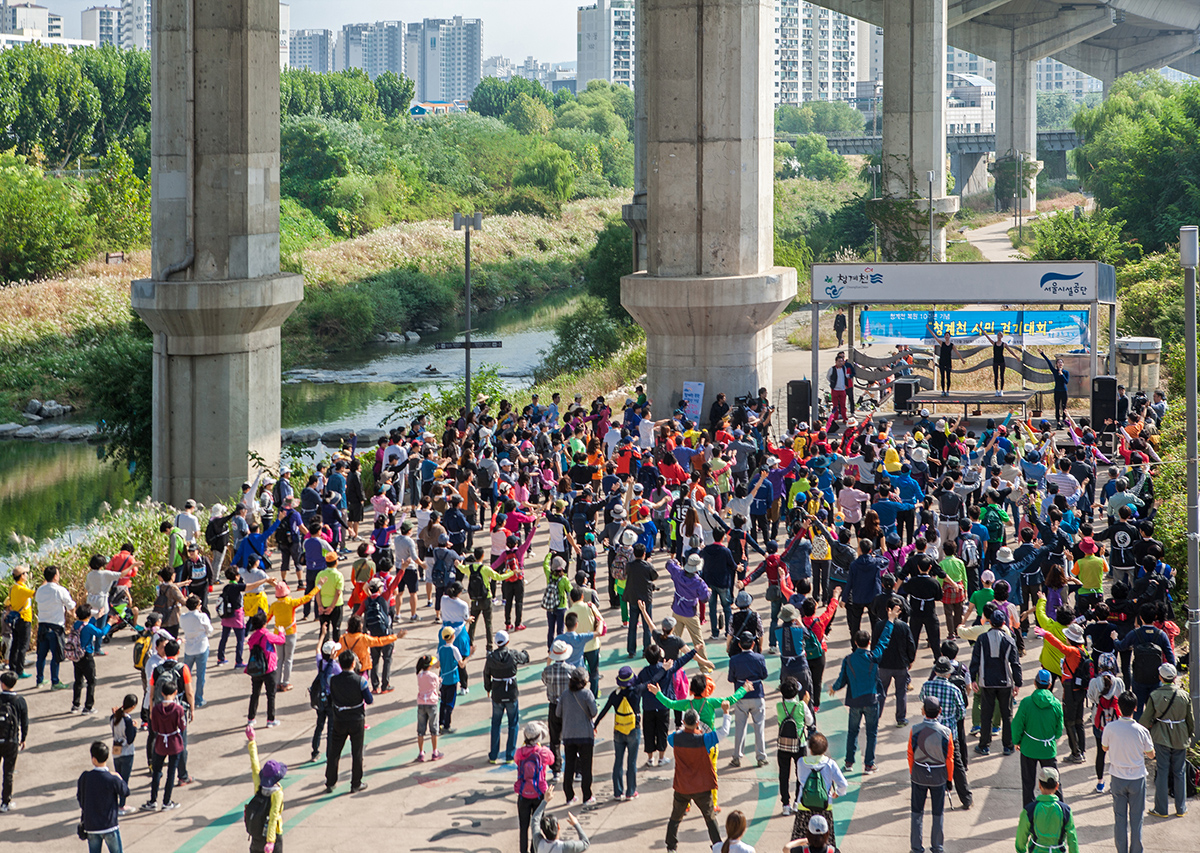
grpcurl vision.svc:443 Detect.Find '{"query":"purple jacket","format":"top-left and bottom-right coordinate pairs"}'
top-left (667, 560), bottom-right (710, 619)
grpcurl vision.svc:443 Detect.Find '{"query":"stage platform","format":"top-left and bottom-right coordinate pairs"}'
top-left (904, 389), bottom-right (1040, 419)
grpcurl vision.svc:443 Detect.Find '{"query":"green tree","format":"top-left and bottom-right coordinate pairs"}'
top-left (281, 66), bottom-right (323, 116)
top-left (374, 70), bottom-right (414, 119)
top-left (0, 153), bottom-right (94, 283)
top-left (85, 142), bottom-right (150, 251)
top-left (1027, 207), bottom-right (1133, 266)
top-left (1036, 90), bottom-right (1099, 130)
top-left (318, 69), bottom-right (381, 122)
top-left (0, 43), bottom-right (102, 167)
top-left (79, 318), bottom-right (153, 489)
top-left (503, 92), bottom-right (554, 136)
top-left (514, 145), bottom-right (576, 200)
top-left (536, 295), bottom-right (626, 379)
top-left (791, 133), bottom-right (850, 181)
top-left (469, 76), bottom-right (551, 118)
top-left (776, 104), bottom-right (815, 134)
top-left (583, 218), bottom-right (633, 319)
top-left (808, 101), bottom-right (864, 135)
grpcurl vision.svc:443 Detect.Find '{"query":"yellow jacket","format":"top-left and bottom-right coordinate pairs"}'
top-left (5, 580), bottom-right (34, 621)
top-left (337, 631), bottom-right (396, 671)
top-left (268, 591), bottom-right (317, 636)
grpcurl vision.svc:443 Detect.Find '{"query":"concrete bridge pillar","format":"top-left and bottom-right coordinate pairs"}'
top-left (875, 0), bottom-right (959, 260)
top-left (995, 54), bottom-right (1038, 213)
top-left (621, 0), bottom-right (796, 412)
top-left (132, 0), bottom-right (303, 506)
top-left (951, 151), bottom-right (990, 198)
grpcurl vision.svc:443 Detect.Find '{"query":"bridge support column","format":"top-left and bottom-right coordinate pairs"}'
top-left (132, 0), bottom-right (303, 506)
top-left (995, 54), bottom-right (1038, 213)
top-left (874, 0), bottom-right (958, 261)
top-left (621, 0), bottom-right (795, 412)
top-left (951, 151), bottom-right (989, 198)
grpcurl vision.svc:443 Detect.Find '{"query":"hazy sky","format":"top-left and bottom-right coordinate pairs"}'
top-left (54, 0), bottom-right (580, 63)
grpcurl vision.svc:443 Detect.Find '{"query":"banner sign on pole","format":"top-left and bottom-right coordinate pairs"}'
top-left (681, 382), bottom-right (705, 423)
top-left (811, 261), bottom-right (1116, 304)
top-left (858, 309), bottom-right (1089, 347)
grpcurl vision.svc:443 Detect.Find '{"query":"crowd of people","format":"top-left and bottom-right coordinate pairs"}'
top-left (0, 376), bottom-right (1193, 853)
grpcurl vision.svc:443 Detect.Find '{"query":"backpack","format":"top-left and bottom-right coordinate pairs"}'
top-left (0, 698), bottom-right (19, 743)
top-left (63, 623), bottom-right (84, 663)
top-left (514, 749), bottom-right (546, 799)
top-left (154, 584), bottom-right (179, 624)
top-left (132, 634), bottom-right (152, 671)
top-left (958, 535), bottom-right (980, 569)
top-left (1065, 654), bottom-right (1094, 689)
top-left (1094, 690), bottom-right (1119, 731)
top-left (245, 639), bottom-right (269, 679)
top-left (541, 580), bottom-right (561, 611)
top-left (1131, 632), bottom-right (1164, 684)
top-left (1023, 800), bottom-right (1072, 850)
top-left (777, 702), bottom-right (803, 753)
top-left (799, 762), bottom-right (830, 810)
top-left (613, 694), bottom-right (637, 735)
top-left (466, 562), bottom-right (487, 600)
top-left (205, 515), bottom-right (227, 550)
top-left (431, 550), bottom-right (455, 588)
top-left (309, 659), bottom-right (333, 711)
top-left (982, 507), bottom-right (1006, 542)
top-left (152, 660), bottom-right (182, 706)
top-left (363, 596), bottom-right (391, 636)
top-left (243, 787), bottom-right (272, 842)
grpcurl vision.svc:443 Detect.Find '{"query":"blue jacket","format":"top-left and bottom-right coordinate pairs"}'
top-left (888, 472), bottom-right (923, 505)
top-left (873, 499), bottom-right (914, 528)
top-left (749, 480), bottom-right (774, 516)
top-left (831, 620), bottom-right (894, 706)
top-left (327, 472), bottom-right (347, 509)
top-left (727, 650), bottom-right (769, 699)
top-left (699, 543), bottom-right (738, 590)
top-left (847, 554), bottom-right (887, 605)
top-left (232, 519), bottom-right (281, 570)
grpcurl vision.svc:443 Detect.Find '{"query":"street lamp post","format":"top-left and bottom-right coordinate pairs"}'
top-left (868, 164), bottom-right (881, 261)
top-left (927, 170), bottom-right (936, 262)
top-left (1016, 151), bottom-right (1025, 242)
top-left (1181, 225), bottom-right (1200, 740)
top-left (453, 211), bottom-right (484, 416)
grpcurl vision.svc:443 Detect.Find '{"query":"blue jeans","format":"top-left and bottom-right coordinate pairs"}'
top-left (767, 596), bottom-right (782, 648)
top-left (113, 754), bottom-right (134, 807)
top-left (612, 728), bottom-right (640, 797)
top-left (709, 585), bottom-right (733, 638)
top-left (1131, 681), bottom-right (1155, 717)
top-left (1155, 748), bottom-right (1187, 816)
top-left (1112, 775), bottom-right (1146, 853)
top-left (583, 649), bottom-right (600, 697)
top-left (87, 830), bottom-right (123, 853)
top-left (489, 698), bottom-right (520, 762)
top-left (627, 599), bottom-right (653, 657)
top-left (547, 608), bottom-right (565, 650)
top-left (846, 702), bottom-right (880, 767)
top-left (182, 652), bottom-right (208, 706)
top-left (35, 623), bottom-right (63, 684)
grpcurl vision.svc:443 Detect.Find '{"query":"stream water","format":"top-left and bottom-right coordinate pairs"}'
top-left (0, 292), bottom-right (576, 565)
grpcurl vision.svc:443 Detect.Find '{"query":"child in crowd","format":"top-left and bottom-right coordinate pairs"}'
top-left (776, 676), bottom-right (814, 817)
top-left (415, 654), bottom-right (443, 762)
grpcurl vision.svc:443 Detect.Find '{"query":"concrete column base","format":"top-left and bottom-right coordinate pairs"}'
top-left (131, 274), bottom-right (304, 506)
top-left (620, 268), bottom-right (796, 415)
top-left (951, 152), bottom-right (990, 198)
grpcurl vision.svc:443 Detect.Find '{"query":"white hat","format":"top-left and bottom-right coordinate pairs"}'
top-left (495, 630), bottom-right (510, 647)
top-left (911, 448), bottom-right (928, 463)
top-left (549, 640), bottom-right (571, 662)
top-left (620, 529), bottom-right (638, 546)
top-left (1063, 623), bottom-right (1085, 644)
top-left (685, 553), bottom-right (703, 574)
top-left (321, 641), bottom-right (338, 656)
top-left (211, 503), bottom-right (227, 516)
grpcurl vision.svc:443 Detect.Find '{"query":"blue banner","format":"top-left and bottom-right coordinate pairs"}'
top-left (858, 310), bottom-right (1088, 347)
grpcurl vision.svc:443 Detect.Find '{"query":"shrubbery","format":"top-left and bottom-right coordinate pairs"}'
top-left (0, 154), bottom-right (94, 283)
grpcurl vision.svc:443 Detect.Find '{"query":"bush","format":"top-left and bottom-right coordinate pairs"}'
top-left (1028, 207), bottom-right (1134, 266)
top-left (514, 146), bottom-right (577, 201)
top-left (280, 196), bottom-right (335, 273)
top-left (0, 154), bottom-right (94, 283)
top-left (85, 142), bottom-right (150, 252)
top-left (79, 318), bottom-right (153, 489)
top-left (535, 295), bottom-right (628, 381)
top-left (494, 187), bottom-right (563, 218)
top-left (1119, 276), bottom-right (1183, 345)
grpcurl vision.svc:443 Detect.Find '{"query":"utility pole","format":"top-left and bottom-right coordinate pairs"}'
top-left (453, 212), bottom-right (483, 416)
top-left (1017, 151), bottom-right (1024, 242)
top-left (868, 163), bottom-right (881, 261)
top-left (927, 170), bottom-right (935, 262)
top-left (1180, 225), bottom-right (1199, 740)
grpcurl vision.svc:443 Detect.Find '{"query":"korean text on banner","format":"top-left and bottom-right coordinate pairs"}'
top-left (681, 382), bottom-right (705, 423)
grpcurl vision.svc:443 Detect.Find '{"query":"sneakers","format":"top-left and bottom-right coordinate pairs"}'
top-left (566, 796), bottom-right (580, 806)
top-left (0, 803), bottom-right (9, 813)
top-left (117, 807), bottom-right (131, 817)
top-left (896, 719), bottom-right (909, 727)
top-left (582, 797), bottom-right (597, 806)
top-left (431, 750), bottom-right (444, 760)
top-left (1003, 747), bottom-right (1015, 756)
top-left (1148, 810), bottom-right (1170, 819)
top-left (969, 725), bottom-right (981, 736)
top-left (140, 802), bottom-right (159, 812)
top-left (82, 708), bottom-right (95, 715)
top-left (842, 762), bottom-right (854, 772)
top-left (51, 682), bottom-right (69, 690)
top-left (992, 726), bottom-right (1001, 734)
top-left (782, 804), bottom-right (794, 817)
top-left (247, 718), bottom-right (256, 727)
top-left (765, 647), bottom-right (779, 656)
top-left (729, 757), bottom-right (742, 767)
top-left (625, 792), bottom-right (638, 801)
top-left (71, 705), bottom-right (80, 713)
top-left (266, 720), bottom-right (281, 728)
top-left (757, 758), bottom-right (769, 768)
top-left (658, 757), bottom-right (672, 766)
top-left (1096, 782), bottom-right (1106, 794)
top-left (489, 758), bottom-right (502, 765)
top-left (409, 614), bottom-right (420, 622)
top-left (351, 783), bottom-right (368, 793)
top-left (864, 763), bottom-right (878, 774)
top-left (311, 751), bottom-right (320, 762)
top-left (974, 746), bottom-right (990, 756)
top-left (505, 624), bottom-right (513, 631)
top-left (380, 686), bottom-right (394, 694)
top-left (162, 801), bottom-right (180, 811)
top-left (515, 624), bottom-right (526, 631)
top-left (994, 389), bottom-right (1002, 397)
top-left (1064, 753), bottom-right (1085, 765)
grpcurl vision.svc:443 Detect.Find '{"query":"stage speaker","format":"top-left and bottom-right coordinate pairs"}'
top-left (893, 378), bottom-right (922, 412)
top-left (1091, 375), bottom-right (1118, 427)
top-left (787, 379), bottom-right (812, 425)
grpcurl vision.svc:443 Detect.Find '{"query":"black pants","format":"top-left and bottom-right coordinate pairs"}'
top-left (909, 607), bottom-right (940, 654)
top-left (149, 751), bottom-right (179, 804)
top-left (950, 720), bottom-right (972, 807)
top-left (939, 365), bottom-right (952, 392)
top-left (643, 706), bottom-right (669, 754)
top-left (312, 706), bottom-right (329, 756)
top-left (7, 619), bottom-right (29, 675)
top-left (1020, 754), bottom-right (1062, 807)
top-left (1062, 685), bottom-right (1087, 758)
top-left (439, 683), bottom-right (457, 729)
top-left (517, 794), bottom-right (543, 853)
top-left (0, 740), bottom-right (17, 805)
top-left (369, 643), bottom-right (393, 691)
top-left (72, 653), bottom-right (97, 710)
top-left (503, 578), bottom-right (525, 627)
top-left (318, 605), bottom-right (343, 642)
top-left (993, 360), bottom-right (1005, 391)
top-left (1053, 388), bottom-right (1068, 422)
top-left (778, 748), bottom-right (802, 805)
top-left (249, 671), bottom-right (277, 722)
top-left (896, 509), bottom-right (916, 545)
top-left (978, 688), bottom-right (1013, 750)
top-left (809, 655), bottom-right (826, 710)
top-left (667, 790), bottom-right (721, 849)
top-left (562, 740), bottom-right (594, 801)
top-left (751, 514), bottom-right (771, 546)
top-left (303, 567), bottom-right (321, 618)
top-left (811, 560), bottom-right (831, 603)
top-left (845, 601), bottom-right (869, 636)
top-left (548, 701), bottom-right (563, 773)
top-left (468, 597), bottom-right (494, 651)
top-left (325, 718), bottom-right (366, 789)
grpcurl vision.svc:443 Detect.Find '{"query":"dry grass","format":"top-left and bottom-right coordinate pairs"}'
top-left (786, 309), bottom-right (840, 350)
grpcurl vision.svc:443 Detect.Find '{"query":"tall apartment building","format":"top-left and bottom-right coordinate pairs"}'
top-left (576, 0), bottom-right (633, 91)
top-left (946, 46), bottom-right (996, 83)
top-left (363, 20), bottom-right (404, 79)
top-left (774, 0), bottom-right (800, 106)
top-left (119, 0), bottom-right (147, 49)
top-left (796, 2), bottom-right (857, 103)
top-left (1035, 56), bottom-right (1102, 96)
top-left (81, 5), bottom-right (120, 46)
top-left (278, 2), bottom-right (288, 68)
top-left (2, 2), bottom-right (55, 35)
top-left (411, 16), bottom-right (483, 102)
top-left (334, 22), bottom-right (369, 72)
top-left (291, 28), bottom-right (333, 73)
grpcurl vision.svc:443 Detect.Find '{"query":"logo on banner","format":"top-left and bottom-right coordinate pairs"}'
top-left (823, 267), bottom-right (881, 300)
top-left (1038, 271), bottom-right (1085, 296)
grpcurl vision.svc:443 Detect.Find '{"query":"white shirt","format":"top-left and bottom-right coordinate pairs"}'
top-left (603, 428), bottom-right (620, 459)
top-left (174, 511), bottom-right (201, 543)
top-left (713, 842), bottom-right (755, 853)
top-left (1102, 717), bottom-right (1154, 780)
top-left (34, 581), bottom-right (75, 627)
top-left (638, 419), bottom-right (654, 450)
top-left (178, 610), bottom-right (213, 657)
top-left (383, 444), bottom-right (405, 468)
top-left (84, 569), bottom-right (122, 615)
top-left (441, 596), bottom-right (470, 624)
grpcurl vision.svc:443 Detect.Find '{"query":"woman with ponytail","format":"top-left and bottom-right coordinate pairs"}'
top-left (714, 809), bottom-right (753, 853)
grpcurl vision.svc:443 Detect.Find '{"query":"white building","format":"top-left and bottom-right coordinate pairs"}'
top-left (81, 5), bottom-right (120, 46)
top-left (118, 0), bottom-right (147, 49)
top-left (334, 22), bottom-right (368, 72)
top-left (363, 20), bottom-right (404, 79)
top-left (0, 29), bottom-right (91, 50)
top-left (772, 2), bottom-right (860, 106)
top-left (1036, 56), bottom-right (1103, 97)
top-left (291, 28), bottom-right (333, 73)
top-left (411, 16), bottom-right (483, 103)
top-left (278, 2), bottom-right (288, 69)
top-left (2, 2), bottom-right (53, 35)
top-left (576, 0), bottom-right (633, 90)
top-left (946, 72), bottom-right (995, 134)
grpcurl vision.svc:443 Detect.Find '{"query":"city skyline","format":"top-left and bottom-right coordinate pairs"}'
top-left (45, 0), bottom-right (579, 61)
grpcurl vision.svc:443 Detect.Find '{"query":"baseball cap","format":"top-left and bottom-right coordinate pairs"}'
top-left (440, 626), bottom-right (455, 642)
top-left (321, 641), bottom-right (338, 656)
top-left (980, 570), bottom-right (995, 584)
top-left (1035, 669), bottom-right (1053, 687)
top-left (495, 630), bottom-right (510, 647)
top-left (1038, 766), bottom-right (1060, 786)
top-left (989, 610), bottom-right (1006, 627)
top-left (808, 815), bottom-right (830, 835)
top-left (1159, 662), bottom-right (1177, 681)
top-left (933, 656), bottom-right (952, 675)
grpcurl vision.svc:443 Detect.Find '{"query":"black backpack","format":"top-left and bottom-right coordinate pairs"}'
top-left (467, 562), bottom-right (487, 601)
top-left (777, 702), bottom-right (802, 754)
top-left (152, 660), bottom-right (182, 707)
top-left (245, 641), bottom-right (268, 679)
top-left (205, 515), bottom-right (227, 550)
top-left (216, 584), bottom-right (242, 619)
top-left (363, 596), bottom-right (391, 636)
top-left (1131, 632), bottom-right (1164, 684)
top-left (243, 787), bottom-right (272, 841)
top-left (309, 659), bottom-right (333, 710)
top-left (0, 698), bottom-right (19, 743)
